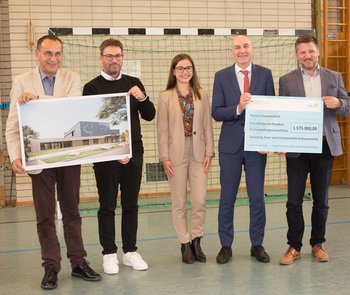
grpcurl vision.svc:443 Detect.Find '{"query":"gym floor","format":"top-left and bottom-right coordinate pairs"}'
top-left (0, 185), bottom-right (349, 295)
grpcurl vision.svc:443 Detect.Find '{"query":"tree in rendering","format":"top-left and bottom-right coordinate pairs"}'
top-left (22, 125), bottom-right (39, 152)
top-left (97, 96), bottom-right (127, 126)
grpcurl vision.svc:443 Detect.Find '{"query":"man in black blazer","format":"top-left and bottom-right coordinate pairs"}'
top-left (279, 35), bottom-right (350, 265)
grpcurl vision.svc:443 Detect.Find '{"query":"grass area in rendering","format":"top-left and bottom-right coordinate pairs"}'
top-left (41, 146), bottom-right (122, 163)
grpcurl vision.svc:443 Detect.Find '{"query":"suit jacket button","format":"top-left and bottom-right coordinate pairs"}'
top-left (193, 131), bottom-right (196, 135)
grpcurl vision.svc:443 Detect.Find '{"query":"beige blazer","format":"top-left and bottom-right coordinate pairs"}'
top-left (157, 88), bottom-right (214, 166)
top-left (5, 66), bottom-right (81, 162)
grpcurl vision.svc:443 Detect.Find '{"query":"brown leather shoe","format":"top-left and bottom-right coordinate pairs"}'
top-left (279, 247), bottom-right (301, 265)
top-left (312, 244), bottom-right (329, 262)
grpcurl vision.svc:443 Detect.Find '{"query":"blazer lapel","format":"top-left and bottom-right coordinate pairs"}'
top-left (319, 67), bottom-right (328, 96)
top-left (32, 67), bottom-right (46, 97)
top-left (229, 64), bottom-right (241, 97)
top-left (295, 69), bottom-right (306, 97)
top-left (250, 64), bottom-right (257, 93)
top-left (53, 68), bottom-right (62, 97)
top-left (171, 88), bottom-right (183, 123)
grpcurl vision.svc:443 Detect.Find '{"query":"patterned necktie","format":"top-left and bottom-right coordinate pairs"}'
top-left (240, 70), bottom-right (250, 93)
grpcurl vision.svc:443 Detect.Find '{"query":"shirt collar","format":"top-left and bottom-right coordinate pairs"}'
top-left (300, 64), bottom-right (320, 77)
top-left (38, 67), bottom-right (57, 80)
top-left (176, 87), bottom-right (193, 99)
top-left (235, 63), bottom-right (252, 74)
top-left (101, 70), bottom-right (122, 81)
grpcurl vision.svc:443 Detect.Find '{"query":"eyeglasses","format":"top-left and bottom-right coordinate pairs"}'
top-left (175, 66), bottom-right (193, 73)
top-left (102, 54), bottom-right (124, 61)
top-left (40, 50), bottom-right (63, 59)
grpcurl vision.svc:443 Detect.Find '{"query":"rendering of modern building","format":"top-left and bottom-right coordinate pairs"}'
top-left (29, 121), bottom-right (121, 153)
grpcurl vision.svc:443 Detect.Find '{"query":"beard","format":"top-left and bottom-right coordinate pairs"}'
top-left (106, 63), bottom-right (121, 76)
top-left (300, 59), bottom-right (317, 71)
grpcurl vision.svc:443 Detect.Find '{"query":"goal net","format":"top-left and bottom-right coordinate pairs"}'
top-left (58, 34), bottom-right (298, 210)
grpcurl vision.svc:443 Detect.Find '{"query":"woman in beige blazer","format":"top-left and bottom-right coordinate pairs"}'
top-left (157, 54), bottom-right (214, 264)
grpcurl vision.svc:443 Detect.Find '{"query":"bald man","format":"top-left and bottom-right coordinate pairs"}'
top-left (212, 35), bottom-right (275, 264)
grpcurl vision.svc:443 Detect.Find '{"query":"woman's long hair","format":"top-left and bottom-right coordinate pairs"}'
top-left (165, 53), bottom-right (202, 100)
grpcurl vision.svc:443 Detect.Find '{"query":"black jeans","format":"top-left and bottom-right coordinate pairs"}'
top-left (94, 155), bottom-right (143, 254)
top-left (286, 140), bottom-right (333, 252)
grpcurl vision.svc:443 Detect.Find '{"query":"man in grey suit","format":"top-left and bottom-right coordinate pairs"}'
top-left (5, 35), bottom-right (101, 289)
top-left (279, 34), bottom-right (350, 265)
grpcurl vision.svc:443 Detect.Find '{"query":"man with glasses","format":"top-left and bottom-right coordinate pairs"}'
top-left (83, 38), bottom-right (155, 274)
top-left (212, 35), bottom-right (275, 264)
top-left (5, 35), bottom-right (101, 290)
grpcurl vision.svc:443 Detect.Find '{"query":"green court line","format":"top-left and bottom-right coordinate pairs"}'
top-left (79, 193), bottom-right (303, 215)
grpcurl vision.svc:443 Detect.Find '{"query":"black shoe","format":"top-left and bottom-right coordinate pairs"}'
top-left (216, 246), bottom-right (232, 264)
top-left (251, 245), bottom-right (270, 263)
top-left (41, 267), bottom-right (58, 290)
top-left (71, 259), bottom-right (102, 281)
top-left (191, 237), bottom-right (206, 262)
top-left (181, 242), bottom-right (195, 264)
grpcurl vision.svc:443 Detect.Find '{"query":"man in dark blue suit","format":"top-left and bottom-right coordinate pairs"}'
top-left (212, 35), bottom-right (275, 264)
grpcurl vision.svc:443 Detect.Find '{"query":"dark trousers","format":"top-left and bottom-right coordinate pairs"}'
top-left (218, 143), bottom-right (267, 247)
top-left (94, 154), bottom-right (143, 254)
top-left (30, 165), bottom-right (86, 271)
top-left (286, 140), bottom-right (334, 252)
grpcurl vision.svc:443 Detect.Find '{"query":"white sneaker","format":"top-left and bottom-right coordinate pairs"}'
top-left (103, 253), bottom-right (119, 274)
top-left (123, 252), bottom-right (148, 271)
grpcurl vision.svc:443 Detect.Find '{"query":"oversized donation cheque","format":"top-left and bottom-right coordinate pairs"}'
top-left (17, 93), bottom-right (132, 171)
top-left (244, 95), bottom-right (324, 153)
